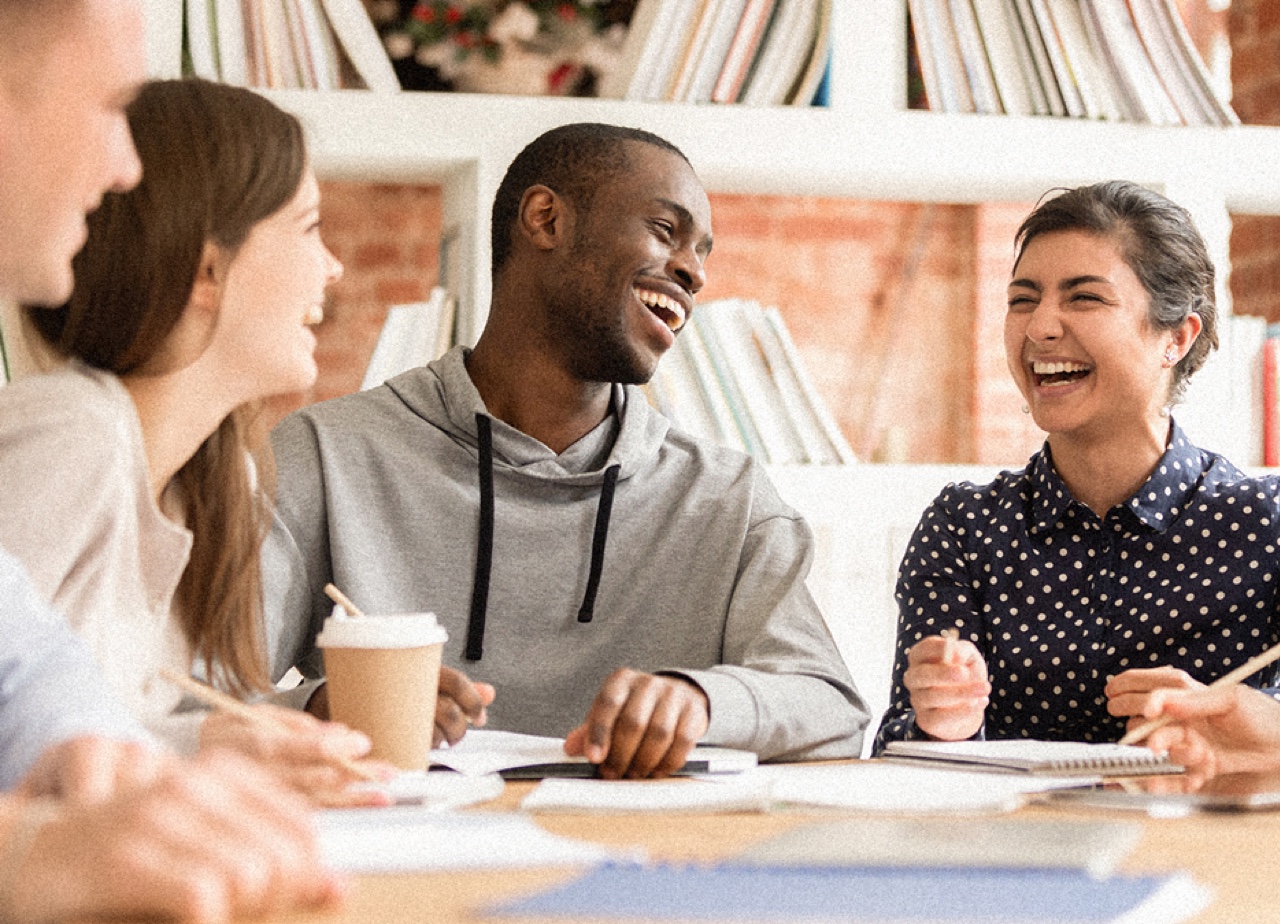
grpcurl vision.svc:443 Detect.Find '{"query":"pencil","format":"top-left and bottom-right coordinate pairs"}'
top-left (158, 668), bottom-right (379, 781)
top-left (324, 583), bottom-right (366, 618)
top-left (1118, 639), bottom-right (1280, 746)
top-left (940, 628), bottom-right (960, 666)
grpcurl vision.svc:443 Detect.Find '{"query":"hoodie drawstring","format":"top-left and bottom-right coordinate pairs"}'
top-left (465, 414), bottom-right (622, 660)
top-left (466, 414), bottom-right (494, 661)
top-left (577, 463), bottom-right (620, 623)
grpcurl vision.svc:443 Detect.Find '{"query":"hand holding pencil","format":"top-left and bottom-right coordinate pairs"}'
top-left (1107, 640), bottom-right (1280, 781)
top-left (902, 628), bottom-right (991, 742)
top-left (163, 670), bottom-right (398, 809)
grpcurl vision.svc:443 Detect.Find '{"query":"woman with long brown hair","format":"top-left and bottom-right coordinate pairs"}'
top-left (0, 78), bottom-right (387, 802)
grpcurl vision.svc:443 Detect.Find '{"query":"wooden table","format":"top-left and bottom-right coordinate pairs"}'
top-left (284, 779), bottom-right (1277, 924)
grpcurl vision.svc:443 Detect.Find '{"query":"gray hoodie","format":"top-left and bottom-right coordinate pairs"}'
top-left (264, 346), bottom-right (867, 760)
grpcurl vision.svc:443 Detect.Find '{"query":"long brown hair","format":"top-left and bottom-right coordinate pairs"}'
top-left (25, 78), bottom-right (307, 695)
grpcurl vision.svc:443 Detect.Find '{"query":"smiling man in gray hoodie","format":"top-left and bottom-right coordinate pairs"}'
top-left (264, 122), bottom-right (868, 778)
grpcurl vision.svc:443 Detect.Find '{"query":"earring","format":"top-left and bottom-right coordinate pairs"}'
top-left (1164, 348), bottom-right (1177, 367)
top-left (1021, 404), bottom-right (1030, 415)
top-left (1160, 406), bottom-right (1171, 418)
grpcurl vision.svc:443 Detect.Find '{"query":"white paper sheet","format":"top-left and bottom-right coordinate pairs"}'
top-left (518, 762), bottom-right (1098, 815)
top-left (758, 762), bottom-right (1099, 813)
top-left (348, 769), bottom-right (505, 809)
top-left (522, 778), bottom-right (774, 814)
top-left (316, 809), bottom-right (630, 873)
top-left (430, 730), bottom-right (576, 776)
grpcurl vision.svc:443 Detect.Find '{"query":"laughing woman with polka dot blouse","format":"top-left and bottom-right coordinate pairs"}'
top-left (873, 180), bottom-right (1280, 751)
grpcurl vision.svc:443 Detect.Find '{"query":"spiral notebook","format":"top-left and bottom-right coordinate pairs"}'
top-left (881, 739), bottom-right (1182, 777)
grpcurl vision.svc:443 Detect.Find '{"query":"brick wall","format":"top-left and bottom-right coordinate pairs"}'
top-left (1228, 0), bottom-right (1280, 325)
top-left (264, 182), bottom-right (443, 425)
top-left (299, 186), bottom-right (1020, 464)
top-left (702, 196), bottom-right (978, 463)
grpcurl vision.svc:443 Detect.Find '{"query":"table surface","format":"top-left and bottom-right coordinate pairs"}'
top-left (268, 772), bottom-right (1280, 924)
top-left (277, 767), bottom-right (1280, 921)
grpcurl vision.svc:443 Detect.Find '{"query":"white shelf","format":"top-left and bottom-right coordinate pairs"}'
top-left (269, 89), bottom-right (1280, 207)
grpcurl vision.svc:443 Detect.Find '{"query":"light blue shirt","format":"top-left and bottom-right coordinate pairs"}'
top-left (0, 546), bottom-right (150, 789)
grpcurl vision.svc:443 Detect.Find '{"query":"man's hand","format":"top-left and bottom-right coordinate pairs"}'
top-left (16, 736), bottom-right (171, 805)
top-left (563, 669), bottom-right (709, 779)
top-left (6, 750), bottom-right (344, 924)
top-left (434, 667), bottom-right (495, 747)
top-left (903, 634), bottom-right (991, 741)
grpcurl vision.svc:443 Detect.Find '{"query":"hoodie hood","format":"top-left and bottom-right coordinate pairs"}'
top-left (385, 345), bottom-right (669, 486)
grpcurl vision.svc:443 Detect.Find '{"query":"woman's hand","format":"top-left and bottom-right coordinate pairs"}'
top-left (903, 633), bottom-right (991, 741)
top-left (1128, 682), bottom-right (1280, 781)
top-left (200, 703), bottom-right (396, 808)
top-left (1105, 666), bottom-right (1203, 724)
top-left (16, 736), bottom-right (172, 805)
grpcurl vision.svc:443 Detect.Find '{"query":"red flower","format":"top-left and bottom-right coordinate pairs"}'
top-left (444, 5), bottom-right (463, 24)
top-left (556, 3), bottom-right (577, 21)
top-left (547, 61), bottom-right (576, 92)
top-left (454, 30), bottom-right (476, 47)
top-left (411, 4), bottom-right (435, 23)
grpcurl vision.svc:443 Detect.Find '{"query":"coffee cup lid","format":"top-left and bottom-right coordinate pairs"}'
top-left (316, 609), bottom-right (448, 649)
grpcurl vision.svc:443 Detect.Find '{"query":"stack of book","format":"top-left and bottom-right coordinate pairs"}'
top-left (182, 0), bottom-right (399, 91)
top-left (646, 299), bottom-right (856, 465)
top-left (908, 0), bottom-right (1237, 124)
top-left (598, 0), bottom-right (832, 106)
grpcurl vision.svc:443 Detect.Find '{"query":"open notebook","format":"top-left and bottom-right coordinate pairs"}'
top-left (430, 730), bottom-right (758, 779)
top-left (881, 739), bottom-right (1182, 777)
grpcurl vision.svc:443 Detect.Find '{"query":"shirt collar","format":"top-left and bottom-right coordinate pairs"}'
top-left (1027, 421), bottom-right (1203, 535)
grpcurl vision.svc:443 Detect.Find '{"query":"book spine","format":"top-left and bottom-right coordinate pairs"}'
top-left (948, 0), bottom-right (1001, 114)
top-left (711, 0), bottom-right (777, 103)
top-left (689, 311), bottom-right (763, 456)
top-left (1263, 337), bottom-right (1278, 467)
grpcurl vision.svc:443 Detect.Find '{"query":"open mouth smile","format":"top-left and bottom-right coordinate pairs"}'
top-left (635, 286), bottom-right (688, 332)
top-left (1031, 360), bottom-right (1091, 388)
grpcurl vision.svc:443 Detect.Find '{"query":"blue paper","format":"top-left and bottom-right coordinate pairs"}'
top-left (490, 862), bottom-right (1204, 923)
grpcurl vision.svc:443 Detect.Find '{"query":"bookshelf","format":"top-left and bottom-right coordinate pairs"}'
top-left (141, 0), bottom-right (1280, 746)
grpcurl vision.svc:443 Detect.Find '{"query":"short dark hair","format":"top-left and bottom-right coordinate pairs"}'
top-left (1014, 180), bottom-right (1218, 402)
top-left (490, 122), bottom-right (689, 276)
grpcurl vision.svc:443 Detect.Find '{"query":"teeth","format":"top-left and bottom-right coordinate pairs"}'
top-left (1032, 361), bottom-right (1089, 375)
top-left (665, 302), bottom-right (686, 331)
top-left (635, 287), bottom-right (687, 332)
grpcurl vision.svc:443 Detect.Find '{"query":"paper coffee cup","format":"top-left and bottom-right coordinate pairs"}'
top-left (316, 608), bottom-right (448, 771)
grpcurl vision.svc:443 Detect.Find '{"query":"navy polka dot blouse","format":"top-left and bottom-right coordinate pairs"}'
top-left (873, 422), bottom-right (1280, 752)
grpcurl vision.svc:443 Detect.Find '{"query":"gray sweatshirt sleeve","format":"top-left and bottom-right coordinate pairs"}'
top-left (669, 477), bottom-right (869, 761)
top-left (263, 413), bottom-right (334, 685)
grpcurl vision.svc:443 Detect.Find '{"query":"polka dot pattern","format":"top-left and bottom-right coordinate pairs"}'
top-left (872, 423), bottom-right (1280, 752)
